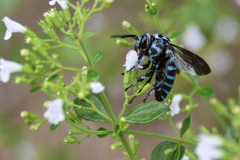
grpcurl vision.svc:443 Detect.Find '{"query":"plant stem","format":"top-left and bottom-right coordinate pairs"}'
top-left (203, 97), bottom-right (227, 130)
top-left (124, 130), bottom-right (197, 146)
top-left (168, 118), bottom-right (180, 138)
top-left (153, 16), bottom-right (164, 34)
top-left (100, 92), bottom-right (116, 124)
top-left (119, 132), bottom-right (137, 160)
top-left (80, 41), bottom-right (93, 68)
top-left (66, 118), bottom-right (112, 135)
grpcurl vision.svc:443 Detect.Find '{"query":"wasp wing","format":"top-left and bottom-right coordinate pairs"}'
top-left (166, 44), bottom-right (211, 76)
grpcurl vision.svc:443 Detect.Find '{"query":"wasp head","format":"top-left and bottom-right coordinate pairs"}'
top-left (134, 33), bottom-right (151, 55)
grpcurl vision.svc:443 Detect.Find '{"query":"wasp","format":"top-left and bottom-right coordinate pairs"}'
top-left (111, 33), bottom-right (211, 102)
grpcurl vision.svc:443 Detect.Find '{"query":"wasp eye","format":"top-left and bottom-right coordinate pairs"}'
top-left (139, 34), bottom-right (150, 51)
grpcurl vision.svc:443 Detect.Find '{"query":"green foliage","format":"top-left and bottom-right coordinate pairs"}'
top-left (151, 141), bottom-right (185, 160)
top-left (3, 0), bottom-right (240, 160)
top-left (180, 116), bottom-right (192, 137)
top-left (73, 95), bottom-right (109, 122)
top-left (125, 101), bottom-right (170, 124)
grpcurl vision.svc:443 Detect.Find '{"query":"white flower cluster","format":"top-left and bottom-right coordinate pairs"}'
top-left (0, 58), bottom-right (22, 83)
top-left (44, 99), bottom-right (65, 125)
top-left (195, 133), bottom-right (223, 160)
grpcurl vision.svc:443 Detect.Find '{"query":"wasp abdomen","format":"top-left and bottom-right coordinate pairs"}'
top-left (155, 63), bottom-right (177, 101)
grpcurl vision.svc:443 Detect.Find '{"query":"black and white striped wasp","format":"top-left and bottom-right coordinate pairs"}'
top-left (111, 33), bottom-right (211, 102)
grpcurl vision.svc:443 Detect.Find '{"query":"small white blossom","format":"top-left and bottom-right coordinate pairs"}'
top-left (49, 0), bottom-right (68, 9)
top-left (44, 99), bottom-right (65, 125)
top-left (181, 24), bottom-right (206, 52)
top-left (0, 58), bottom-right (22, 83)
top-left (208, 50), bottom-right (232, 75)
top-left (122, 20), bottom-right (130, 28)
top-left (235, 0), bottom-right (240, 7)
top-left (123, 50), bottom-right (138, 71)
top-left (2, 16), bottom-right (26, 40)
top-left (169, 94), bottom-right (182, 117)
top-left (215, 17), bottom-right (239, 44)
top-left (182, 155), bottom-right (189, 160)
top-left (195, 133), bottom-right (223, 160)
top-left (91, 82), bottom-right (105, 94)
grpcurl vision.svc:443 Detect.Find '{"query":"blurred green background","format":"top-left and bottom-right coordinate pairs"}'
top-left (0, 0), bottom-right (240, 159)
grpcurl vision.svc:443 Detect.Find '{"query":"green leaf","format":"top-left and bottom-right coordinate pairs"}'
top-left (47, 74), bottom-right (59, 81)
top-left (82, 31), bottom-right (95, 39)
top-left (125, 101), bottom-right (170, 124)
top-left (196, 86), bottom-right (215, 97)
top-left (30, 86), bottom-right (42, 93)
top-left (73, 95), bottom-right (109, 122)
top-left (50, 123), bottom-right (61, 132)
top-left (96, 127), bottom-right (109, 138)
top-left (168, 30), bottom-right (184, 39)
top-left (151, 141), bottom-right (185, 160)
top-left (180, 115), bottom-right (192, 137)
top-left (225, 127), bottom-right (240, 143)
top-left (87, 69), bottom-right (100, 81)
top-left (90, 52), bottom-right (102, 64)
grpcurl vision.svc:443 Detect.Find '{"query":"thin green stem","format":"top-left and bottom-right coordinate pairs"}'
top-left (168, 118), bottom-right (180, 138)
top-left (80, 41), bottom-right (93, 68)
top-left (203, 97), bottom-right (227, 130)
top-left (66, 118), bottom-right (112, 135)
top-left (124, 130), bottom-right (197, 146)
top-left (119, 132), bottom-right (137, 160)
top-left (153, 16), bottom-right (164, 34)
top-left (100, 92), bottom-right (116, 124)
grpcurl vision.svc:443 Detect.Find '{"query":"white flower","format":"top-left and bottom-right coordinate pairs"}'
top-left (123, 50), bottom-right (138, 71)
top-left (44, 99), bottom-right (65, 125)
top-left (49, 0), bottom-right (68, 9)
top-left (91, 82), bottom-right (105, 94)
top-left (2, 16), bottom-right (26, 40)
top-left (0, 58), bottom-right (22, 83)
top-left (181, 24), bottom-right (206, 52)
top-left (215, 17), bottom-right (239, 44)
top-left (235, 0), bottom-right (240, 7)
top-left (195, 133), bottom-right (223, 160)
top-left (208, 50), bottom-right (232, 75)
top-left (182, 155), bottom-right (189, 160)
top-left (169, 94), bottom-right (182, 117)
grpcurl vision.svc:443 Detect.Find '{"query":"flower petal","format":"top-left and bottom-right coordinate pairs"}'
top-left (0, 58), bottom-right (22, 83)
top-left (169, 94), bottom-right (182, 117)
top-left (4, 29), bottom-right (13, 40)
top-left (195, 133), bottom-right (223, 160)
top-left (124, 50), bottom-right (138, 71)
top-left (91, 82), bottom-right (105, 94)
top-left (49, 0), bottom-right (56, 5)
top-left (2, 16), bottom-right (26, 40)
top-left (44, 99), bottom-right (65, 125)
top-left (49, 0), bottom-right (68, 9)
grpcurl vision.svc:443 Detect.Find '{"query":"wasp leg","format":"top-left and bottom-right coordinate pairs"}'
top-left (138, 60), bottom-right (151, 70)
top-left (128, 55), bottom-right (145, 71)
top-left (143, 74), bottom-right (165, 102)
top-left (128, 73), bottom-right (154, 104)
top-left (125, 63), bottom-right (156, 91)
top-left (143, 88), bottom-right (155, 102)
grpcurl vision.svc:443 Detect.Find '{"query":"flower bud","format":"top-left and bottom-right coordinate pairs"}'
top-left (64, 136), bottom-right (78, 144)
top-left (116, 39), bottom-right (133, 46)
top-left (122, 20), bottom-right (139, 35)
top-left (63, 7), bottom-right (71, 23)
top-left (43, 12), bottom-right (53, 28)
top-left (69, 129), bottom-right (83, 135)
top-left (20, 48), bottom-right (29, 56)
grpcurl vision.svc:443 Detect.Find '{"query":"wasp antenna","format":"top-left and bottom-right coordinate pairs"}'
top-left (111, 34), bottom-right (138, 40)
